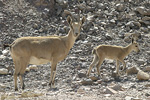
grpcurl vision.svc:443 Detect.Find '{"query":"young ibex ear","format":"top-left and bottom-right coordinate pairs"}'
top-left (131, 38), bottom-right (134, 43)
top-left (67, 16), bottom-right (72, 26)
top-left (80, 16), bottom-right (86, 25)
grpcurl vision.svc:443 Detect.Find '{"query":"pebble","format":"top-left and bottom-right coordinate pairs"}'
top-left (80, 79), bottom-right (93, 85)
top-left (0, 55), bottom-right (6, 59)
top-left (78, 72), bottom-right (86, 78)
top-left (126, 67), bottom-right (139, 75)
top-left (2, 50), bottom-right (9, 56)
top-left (137, 70), bottom-right (150, 80)
top-left (89, 76), bottom-right (99, 81)
top-left (104, 87), bottom-right (118, 94)
top-left (0, 68), bottom-right (8, 75)
top-left (143, 66), bottom-right (150, 72)
top-left (29, 65), bottom-right (38, 70)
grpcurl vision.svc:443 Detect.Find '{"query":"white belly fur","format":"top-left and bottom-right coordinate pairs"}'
top-left (29, 56), bottom-right (49, 65)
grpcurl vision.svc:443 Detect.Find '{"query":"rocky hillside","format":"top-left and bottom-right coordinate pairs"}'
top-left (0, 0), bottom-right (150, 100)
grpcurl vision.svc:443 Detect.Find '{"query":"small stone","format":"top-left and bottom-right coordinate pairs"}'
top-left (29, 65), bottom-right (38, 70)
top-left (77, 88), bottom-right (85, 94)
top-left (80, 79), bottom-right (93, 85)
top-left (145, 84), bottom-right (150, 87)
top-left (116, 3), bottom-right (125, 12)
top-left (0, 68), bottom-right (8, 75)
top-left (137, 70), bottom-right (150, 80)
top-left (2, 50), bottom-right (9, 56)
top-left (133, 22), bottom-right (141, 28)
top-left (104, 87), bottom-right (118, 94)
top-left (132, 98), bottom-right (142, 100)
top-left (143, 66), bottom-right (150, 72)
top-left (111, 84), bottom-right (123, 91)
top-left (0, 1), bottom-right (5, 7)
top-left (41, 82), bottom-right (47, 86)
top-left (78, 72), bottom-right (86, 78)
top-left (105, 33), bottom-right (113, 40)
top-left (135, 7), bottom-right (145, 15)
top-left (124, 33), bottom-right (141, 41)
top-left (106, 60), bottom-right (114, 64)
top-left (126, 67), bottom-right (139, 75)
top-left (89, 76), bottom-right (99, 81)
top-left (21, 91), bottom-right (43, 98)
top-left (111, 71), bottom-right (119, 78)
top-left (97, 80), bottom-right (102, 84)
top-left (0, 88), bottom-right (5, 92)
top-left (145, 93), bottom-right (150, 97)
top-left (25, 67), bottom-right (30, 72)
top-left (104, 94), bottom-right (111, 97)
top-left (135, 7), bottom-right (150, 16)
top-left (102, 75), bottom-right (110, 82)
top-left (137, 59), bottom-right (145, 65)
top-left (125, 96), bottom-right (133, 100)
top-left (0, 83), bottom-right (6, 88)
top-left (0, 55), bottom-right (6, 59)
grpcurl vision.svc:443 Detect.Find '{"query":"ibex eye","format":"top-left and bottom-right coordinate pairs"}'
top-left (135, 45), bottom-right (138, 47)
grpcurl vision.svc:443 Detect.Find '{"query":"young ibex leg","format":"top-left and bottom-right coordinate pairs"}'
top-left (118, 60), bottom-right (126, 71)
top-left (49, 62), bottom-right (57, 88)
top-left (14, 73), bottom-right (18, 91)
top-left (13, 61), bottom-right (21, 91)
top-left (115, 60), bottom-right (120, 75)
top-left (87, 55), bottom-right (99, 76)
top-left (19, 60), bottom-right (28, 90)
top-left (19, 75), bottom-right (25, 90)
top-left (96, 57), bottom-right (104, 76)
top-left (52, 71), bottom-right (56, 88)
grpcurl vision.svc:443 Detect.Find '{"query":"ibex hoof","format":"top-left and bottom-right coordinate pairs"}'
top-left (15, 88), bottom-right (18, 91)
top-left (22, 85), bottom-right (25, 90)
top-left (49, 82), bottom-right (55, 88)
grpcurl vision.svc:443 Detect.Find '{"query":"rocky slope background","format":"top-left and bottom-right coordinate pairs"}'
top-left (0, 0), bottom-right (150, 99)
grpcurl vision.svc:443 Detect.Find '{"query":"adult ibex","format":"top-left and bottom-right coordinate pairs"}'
top-left (87, 39), bottom-right (140, 76)
top-left (4, 16), bottom-right (86, 91)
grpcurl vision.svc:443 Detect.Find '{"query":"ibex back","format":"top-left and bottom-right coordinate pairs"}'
top-left (4, 16), bottom-right (86, 91)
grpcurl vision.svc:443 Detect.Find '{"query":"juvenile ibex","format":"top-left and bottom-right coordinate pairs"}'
top-left (4, 16), bottom-right (86, 91)
top-left (87, 39), bottom-right (140, 76)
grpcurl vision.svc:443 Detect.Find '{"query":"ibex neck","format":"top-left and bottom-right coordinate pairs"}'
top-left (124, 43), bottom-right (133, 55)
top-left (64, 29), bottom-right (76, 50)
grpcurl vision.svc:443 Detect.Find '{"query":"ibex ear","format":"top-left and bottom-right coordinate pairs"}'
top-left (67, 16), bottom-right (72, 26)
top-left (131, 38), bottom-right (134, 44)
top-left (80, 16), bottom-right (86, 25)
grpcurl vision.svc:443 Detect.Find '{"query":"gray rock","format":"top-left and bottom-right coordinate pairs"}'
top-left (89, 76), bottom-right (99, 81)
top-left (136, 59), bottom-right (145, 65)
top-left (0, 68), bottom-right (8, 75)
top-left (143, 66), bottom-right (150, 72)
top-left (111, 84), bottom-right (123, 91)
top-left (104, 87), bottom-right (118, 94)
top-left (0, 55), bottom-right (6, 59)
top-left (80, 79), bottom-right (93, 85)
top-left (116, 3), bottom-right (125, 12)
top-left (2, 50), bottom-right (9, 56)
top-left (126, 67), bottom-right (139, 75)
top-left (78, 72), bottom-right (86, 78)
top-left (135, 7), bottom-right (150, 16)
top-left (137, 70), bottom-right (150, 80)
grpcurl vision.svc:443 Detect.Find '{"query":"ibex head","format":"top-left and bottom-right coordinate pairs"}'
top-left (67, 16), bottom-right (86, 38)
top-left (131, 38), bottom-right (140, 53)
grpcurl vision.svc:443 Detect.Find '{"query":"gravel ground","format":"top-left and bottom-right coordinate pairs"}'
top-left (0, 0), bottom-right (150, 100)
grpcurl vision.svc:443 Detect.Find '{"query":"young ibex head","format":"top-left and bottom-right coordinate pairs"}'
top-left (131, 38), bottom-right (140, 53)
top-left (67, 16), bottom-right (86, 38)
